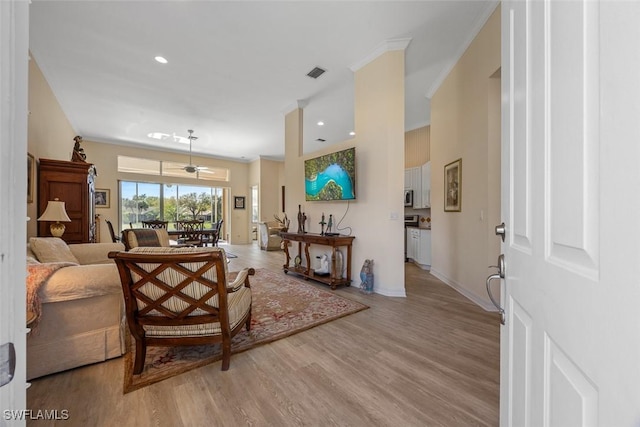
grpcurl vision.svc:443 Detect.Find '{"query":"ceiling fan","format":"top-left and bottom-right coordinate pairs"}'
top-left (183, 129), bottom-right (208, 174)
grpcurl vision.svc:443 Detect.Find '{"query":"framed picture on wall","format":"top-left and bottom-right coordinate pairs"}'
top-left (95, 188), bottom-right (110, 208)
top-left (234, 196), bottom-right (245, 209)
top-left (444, 158), bottom-right (462, 212)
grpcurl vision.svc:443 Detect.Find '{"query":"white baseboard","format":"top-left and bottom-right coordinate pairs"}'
top-left (429, 268), bottom-right (496, 312)
top-left (374, 286), bottom-right (407, 297)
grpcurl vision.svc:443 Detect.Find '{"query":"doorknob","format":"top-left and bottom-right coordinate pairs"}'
top-left (0, 342), bottom-right (16, 387)
top-left (495, 222), bottom-right (506, 242)
top-left (486, 254), bottom-right (506, 325)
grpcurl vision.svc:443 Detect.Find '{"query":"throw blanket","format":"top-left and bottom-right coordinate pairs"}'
top-left (26, 262), bottom-right (77, 333)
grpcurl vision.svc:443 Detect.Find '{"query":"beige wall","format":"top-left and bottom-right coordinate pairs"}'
top-left (284, 49), bottom-right (406, 296)
top-left (430, 5), bottom-right (501, 308)
top-left (250, 157), bottom-right (285, 247)
top-left (405, 125), bottom-right (430, 167)
top-left (27, 56), bottom-right (76, 237)
top-left (27, 57), bottom-right (256, 244)
top-left (81, 140), bottom-right (251, 244)
top-left (259, 158), bottom-right (284, 222)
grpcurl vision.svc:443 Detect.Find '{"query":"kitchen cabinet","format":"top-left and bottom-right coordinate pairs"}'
top-left (420, 161), bottom-right (431, 208)
top-left (410, 167), bottom-right (422, 208)
top-left (406, 227), bottom-right (431, 269)
top-left (404, 162), bottom-right (430, 208)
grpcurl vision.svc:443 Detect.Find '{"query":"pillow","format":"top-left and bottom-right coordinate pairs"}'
top-left (29, 237), bottom-right (79, 264)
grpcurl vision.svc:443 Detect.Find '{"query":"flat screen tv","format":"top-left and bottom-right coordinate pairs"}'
top-left (305, 147), bottom-right (356, 201)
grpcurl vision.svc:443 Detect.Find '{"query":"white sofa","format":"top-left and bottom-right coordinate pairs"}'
top-left (26, 238), bottom-right (126, 380)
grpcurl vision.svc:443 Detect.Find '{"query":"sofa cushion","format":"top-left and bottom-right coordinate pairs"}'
top-left (29, 237), bottom-right (79, 264)
top-left (39, 263), bottom-right (122, 303)
top-left (68, 242), bottom-right (124, 265)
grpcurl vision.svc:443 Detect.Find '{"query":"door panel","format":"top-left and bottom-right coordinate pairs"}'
top-left (547, 0), bottom-right (599, 278)
top-left (544, 336), bottom-right (598, 426)
top-left (509, 0), bottom-right (532, 253)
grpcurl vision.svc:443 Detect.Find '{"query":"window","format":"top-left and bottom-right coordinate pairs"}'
top-left (118, 156), bottom-right (229, 181)
top-left (251, 185), bottom-right (259, 223)
top-left (120, 181), bottom-right (224, 231)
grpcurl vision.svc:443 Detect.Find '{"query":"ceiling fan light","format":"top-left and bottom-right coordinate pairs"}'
top-left (184, 165), bottom-right (198, 173)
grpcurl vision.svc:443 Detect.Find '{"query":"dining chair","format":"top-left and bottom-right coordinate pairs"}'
top-left (175, 219), bottom-right (205, 247)
top-left (105, 220), bottom-right (120, 243)
top-left (141, 220), bottom-right (168, 229)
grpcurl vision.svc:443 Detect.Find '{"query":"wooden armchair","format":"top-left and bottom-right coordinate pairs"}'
top-left (108, 247), bottom-right (254, 373)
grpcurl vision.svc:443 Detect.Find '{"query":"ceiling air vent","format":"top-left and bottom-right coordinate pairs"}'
top-left (315, 138), bottom-right (326, 142)
top-left (306, 67), bottom-right (326, 79)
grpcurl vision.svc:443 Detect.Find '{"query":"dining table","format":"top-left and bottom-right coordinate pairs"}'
top-left (167, 228), bottom-right (220, 245)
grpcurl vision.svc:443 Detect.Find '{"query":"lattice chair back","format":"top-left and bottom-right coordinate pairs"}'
top-left (141, 220), bottom-right (168, 229)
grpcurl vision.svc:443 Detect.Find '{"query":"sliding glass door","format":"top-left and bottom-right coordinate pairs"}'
top-left (119, 181), bottom-right (224, 232)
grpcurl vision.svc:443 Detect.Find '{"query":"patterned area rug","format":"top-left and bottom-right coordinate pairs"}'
top-left (123, 268), bottom-right (367, 393)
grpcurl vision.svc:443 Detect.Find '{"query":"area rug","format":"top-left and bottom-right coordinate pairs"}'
top-left (122, 268), bottom-right (368, 393)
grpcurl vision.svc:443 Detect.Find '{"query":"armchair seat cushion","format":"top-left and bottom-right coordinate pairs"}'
top-left (144, 287), bottom-right (251, 337)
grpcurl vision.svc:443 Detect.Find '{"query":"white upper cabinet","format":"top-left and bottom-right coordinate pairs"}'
top-left (410, 167), bottom-right (422, 208)
top-left (404, 162), bottom-right (430, 208)
top-left (404, 169), bottom-right (412, 190)
top-left (420, 161), bottom-right (431, 208)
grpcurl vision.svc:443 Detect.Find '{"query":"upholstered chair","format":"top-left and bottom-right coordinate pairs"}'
top-left (108, 246), bottom-right (254, 373)
top-left (121, 228), bottom-right (171, 251)
top-left (258, 221), bottom-right (284, 251)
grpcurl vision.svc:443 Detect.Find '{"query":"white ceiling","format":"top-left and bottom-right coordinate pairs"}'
top-left (29, 1), bottom-right (498, 162)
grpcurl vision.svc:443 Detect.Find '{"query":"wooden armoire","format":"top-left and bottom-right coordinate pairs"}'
top-left (38, 158), bottom-right (97, 243)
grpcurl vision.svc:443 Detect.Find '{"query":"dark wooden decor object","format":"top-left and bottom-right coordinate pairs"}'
top-left (281, 231), bottom-right (355, 290)
top-left (38, 158), bottom-right (96, 243)
top-left (109, 250), bottom-right (254, 373)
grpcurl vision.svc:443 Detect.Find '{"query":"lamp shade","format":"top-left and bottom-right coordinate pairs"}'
top-left (37, 199), bottom-right (71, 222)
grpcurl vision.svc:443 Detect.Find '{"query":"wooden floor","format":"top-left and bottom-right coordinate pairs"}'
top-left (27, 243), bottom-right (500, 426)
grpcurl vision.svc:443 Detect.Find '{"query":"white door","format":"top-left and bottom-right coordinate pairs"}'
top-left (500, 1), bottom-right (640, 425)
top-left (0, 0), bottom-right (29, 418)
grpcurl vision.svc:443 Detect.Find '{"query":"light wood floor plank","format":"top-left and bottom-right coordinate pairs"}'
top-left (27, 242), bottom-right (499, 426)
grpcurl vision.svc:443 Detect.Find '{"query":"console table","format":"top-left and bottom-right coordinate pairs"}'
top-left (280, 232), bottom-right (355, 289)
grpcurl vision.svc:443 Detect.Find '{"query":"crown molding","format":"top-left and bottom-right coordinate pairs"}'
top-left (349, 37), bottom-right (412, 72)
top-left (281, 99), bottom-right (308, 115)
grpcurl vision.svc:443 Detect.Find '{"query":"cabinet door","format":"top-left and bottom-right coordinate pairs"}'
top-left (421, 162), bottom-right (431, 208)
top-left (418, 229), bottom-right (431, 266)
top-left (406, 228), bottom-right (415, 259)
top-left (404, 169), bottom-right (412, 190)
top-left (410, 167), bottom-right (422, 207)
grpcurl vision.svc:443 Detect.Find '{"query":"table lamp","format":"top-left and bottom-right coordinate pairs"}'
top-left (37, 198), bottom-right (71, 237)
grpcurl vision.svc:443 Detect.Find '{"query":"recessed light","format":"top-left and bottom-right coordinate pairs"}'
top-left (317, 121), bottom-right (324, 126)
top-left (154, 56), bottom-right (168, 64)
top-left (349, 131), bottom-right (356, 136)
